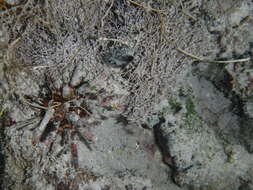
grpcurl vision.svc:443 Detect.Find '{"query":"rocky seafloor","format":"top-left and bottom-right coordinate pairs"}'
top-left (1, 0), bottom-right (253, 189)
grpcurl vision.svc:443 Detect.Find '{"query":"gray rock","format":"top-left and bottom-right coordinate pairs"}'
top-left (152, 62), bottom-right (253, 189)
top-left (2, 0), bottom-right (253, 189)
top-left (104, 46), bottom-right (134, 68)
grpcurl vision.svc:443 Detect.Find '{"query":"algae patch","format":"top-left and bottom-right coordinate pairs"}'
top-left (168, 98), bottom-right (182, 114)
top-left (185, 96), bottom-right (197, 117)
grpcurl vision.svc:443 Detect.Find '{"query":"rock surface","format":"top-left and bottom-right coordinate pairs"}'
top-left (149, 0), bottom-right (253, 188)
top-left (1, 0), bottom-right (253, 190)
